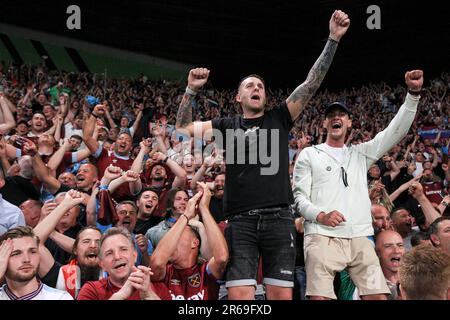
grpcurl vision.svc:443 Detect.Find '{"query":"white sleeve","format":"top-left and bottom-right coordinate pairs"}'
top-left (292, 149), bottom-right (323, 222)
top-left (357, 93), bottom-right (419, 167)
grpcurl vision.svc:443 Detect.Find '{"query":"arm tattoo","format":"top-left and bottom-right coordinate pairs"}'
top-left (287, 38), bottom-right (339, 109)
top-left (176, 93), bottom-right (196, 128)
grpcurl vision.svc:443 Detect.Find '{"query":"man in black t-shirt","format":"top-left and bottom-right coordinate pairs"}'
top-left (175, 10), bottom-right (350, 299)
top-left (134, 187), bottom-right (163, 235)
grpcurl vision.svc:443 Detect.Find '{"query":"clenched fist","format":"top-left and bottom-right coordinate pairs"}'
top-left (405, 70), bottom-right (424, 92)
top-left (188, 68), bottom-right (210, 92)
top-left (329, 10), bottom-right (350, 41)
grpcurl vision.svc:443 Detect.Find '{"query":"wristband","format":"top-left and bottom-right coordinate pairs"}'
top-left (162, 156), bottom-right (169, 164)
top-left (99, 185), bottom-right (108, 191)
top-left (181, 214), bottom-right (190, 223)
top-left (92, 112), bottom-right (99, 118)
top-left (408, 89), bottom-right (422, 96)
top-left (328, 37), bottom-right (339, 44)
top-left (185, 86), bottom-right (197, 96)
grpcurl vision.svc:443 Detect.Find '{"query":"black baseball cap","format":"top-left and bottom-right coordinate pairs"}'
top-left (325, 101), bottom-right (351, 117)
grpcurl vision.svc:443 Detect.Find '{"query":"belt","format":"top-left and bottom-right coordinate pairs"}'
top-left (242, 205), bottom-right (291, 215)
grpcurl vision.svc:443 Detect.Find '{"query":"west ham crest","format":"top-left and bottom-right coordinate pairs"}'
top-left (187, 273), bottom-right (201, 288)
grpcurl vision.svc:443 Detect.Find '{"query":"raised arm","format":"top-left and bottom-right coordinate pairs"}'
top-left (83, 104), bottom-right (103, 154)
top-left (191, 154), bottom-right (216, 187)
top-left (389, 175), bottom-right (421, 202)
top-left (409, 182), bottom-right (441, 225)
top-left (108, 170), bottom-right (142, 196)
top-left (131, 105), bottom-right (144, 136)
top-left (150, 192), bottom-right (203, 281)
top-left (153, 152), bottom-right (187, 188)
top-left (151, 123), bottom-right (168, 154)
top-left (18, 84), bottom-right (35, 107)
top-left (131, 138), bottom-right (152, 174)
top-left (53, 115), bottom-right (64, 142)
top-left (197, 182), bottom-right (229, 279)
top-left (175, 68), bottom-right (212, 137)
top-left (103, 106), bottom-right (118, 131)
top-left (32, 152), bottom-right (62, 195)
top-left (47, 138), bottom-right (72, 171)
top-left (58, 93), bottom-right (69, 119)
top-left (34, 190), bottom-right (84, 244)
top-left (359, 71), bottom-right (423, 167)
top-left (0, 138), bottom-right (11, 175)
top-left (286, 10), bottom-right (350, 121)
top-left (48, 231), bottom-right (76, 254)
top-left (86, 187), bottom-right (100, 227)
top-left (0, 94), bottom-right (17, 134)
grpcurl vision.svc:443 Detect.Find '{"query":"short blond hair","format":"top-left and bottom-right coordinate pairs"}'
top-left (399, 244), bottom-right (450, 300)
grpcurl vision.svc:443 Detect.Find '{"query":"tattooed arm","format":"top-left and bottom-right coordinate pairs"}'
top-left (286, 10), bottom-right (350, 121)
top-left (175, 68), bottom-right (212, 137)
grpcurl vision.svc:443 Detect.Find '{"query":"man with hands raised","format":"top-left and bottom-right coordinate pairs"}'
top-left (77, 227), bottom-right (170, 300)
top-left (150, 182), bottom-right (228, 300)
top-left (176, 9), bottom-right (350, 300)
top-left (293, 70), bottom-right (424, 299)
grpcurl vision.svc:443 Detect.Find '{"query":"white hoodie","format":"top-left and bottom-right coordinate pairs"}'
top-left (293, 93), bottom-right (420, 238)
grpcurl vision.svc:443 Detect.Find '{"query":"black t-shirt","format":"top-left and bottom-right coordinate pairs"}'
top-left (45, 224), bottom-right (82, 265)
top-left (211, 102), bottom-right (293, 216)
top-left (209, 196), bottom-right (224, 222)
top-left (134, 216), bottom-right (164, 235)
top-left (40, 261), bottom-right (62, 288)
top-left (0, 176), bottom-right (40, 206)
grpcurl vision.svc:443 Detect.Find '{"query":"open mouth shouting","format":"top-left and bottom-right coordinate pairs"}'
top-left (85, 251), bottom-right (98, 262)
top-left (331, 121), bottom-right (343, 130)
top-left (250, 94), bottom-right (261, 104)
top-left (121, 218), bottom-right (131, 227)
top-left (113, 262), bottom-right (127, 271)
top-left (144, 203), bottom-right (153, 212)
top-left (390, 256), bottom-right (401, 267)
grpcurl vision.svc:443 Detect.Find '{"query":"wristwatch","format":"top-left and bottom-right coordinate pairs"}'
top-left (441, 200), bottom-right (449, 207)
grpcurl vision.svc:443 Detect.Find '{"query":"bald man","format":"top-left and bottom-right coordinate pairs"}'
top-left (375, 230), bottom-right (405, 300)
top-left (371, 204), bottom-right (393, 234)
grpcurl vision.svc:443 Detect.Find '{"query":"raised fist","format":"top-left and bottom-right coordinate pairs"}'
top-left (188, 68), bottom-right (210, 91)
top-left (103, 165), bottom-right (122, 181)
top-left (61, 189), bottom-right (84, 208)
top-left (329, 10), bottom-right (350, 41)
top-left (93, 104), bottom-right (106, 116)
top-left (405, 70), bottom-right (424, 92)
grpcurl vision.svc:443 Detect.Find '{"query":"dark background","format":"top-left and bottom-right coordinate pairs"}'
top-left (1, 0), bottom-right (448, 90)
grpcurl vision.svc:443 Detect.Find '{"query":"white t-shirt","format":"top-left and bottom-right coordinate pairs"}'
top-left (322, 143), bottom-right (347, 164)
top-left (0, 283), bottom-right (73, 300)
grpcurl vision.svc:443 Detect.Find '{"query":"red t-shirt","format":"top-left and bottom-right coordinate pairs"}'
top-left (56, 152), bottom-right (75, 176)
top-left (422, 181), bottom-right (443, 205)
top-left (95, 147), bottom-right (134, 201)
top-left (165, 263), bottom-right (219, 300)
top-left (77, 277), bottom-right (171, 300)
